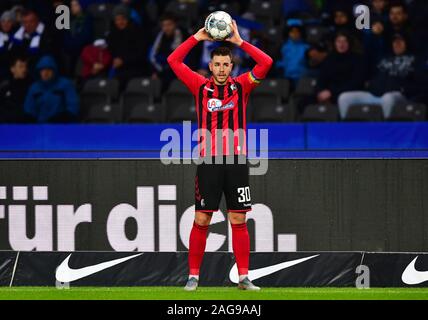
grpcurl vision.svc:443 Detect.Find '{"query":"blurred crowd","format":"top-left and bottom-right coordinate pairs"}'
top-left (0, 0), bottom-right (427, 123)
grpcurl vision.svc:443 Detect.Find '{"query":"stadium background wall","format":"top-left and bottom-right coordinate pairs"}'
top-left (0, 159), bottom-right (427, 252)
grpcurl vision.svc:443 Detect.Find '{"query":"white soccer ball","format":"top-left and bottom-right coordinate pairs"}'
top-left (204, 11), bottom-right (233, 41)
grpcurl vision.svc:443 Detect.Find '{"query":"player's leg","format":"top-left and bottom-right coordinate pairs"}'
top-left (185, 161), bottom-right (223, 291)
top-left (185, 210), bottom-right (212, 291)
top-left (224, 160), bottom-right (260, 290)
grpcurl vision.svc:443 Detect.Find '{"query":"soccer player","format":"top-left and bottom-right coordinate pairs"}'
top-left (167, 20), bottom-right (273, 291)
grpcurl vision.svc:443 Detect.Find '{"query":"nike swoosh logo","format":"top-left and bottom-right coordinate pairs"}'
top-left (229, 254), bottom-right (319, 283)
top-left (55, 253), bottom-right (143, 283)
top-left (402, 256), bottom-right (428, 285)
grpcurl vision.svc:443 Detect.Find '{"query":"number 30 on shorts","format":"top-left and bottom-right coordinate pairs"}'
top-left (237, 186), bottom-right (251, 203)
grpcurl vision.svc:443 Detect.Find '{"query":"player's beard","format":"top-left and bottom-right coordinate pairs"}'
top-left (214, 73), bottom-right (228, 85)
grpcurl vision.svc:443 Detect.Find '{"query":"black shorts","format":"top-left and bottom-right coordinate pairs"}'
top-left (195, 157), bottom-right (252, 213)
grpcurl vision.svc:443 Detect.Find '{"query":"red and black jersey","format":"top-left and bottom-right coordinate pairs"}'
top-left (167, 36), bottom-right (273, 157)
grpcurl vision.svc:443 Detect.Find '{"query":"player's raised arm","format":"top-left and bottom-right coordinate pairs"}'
top-left (167, 28), bottom-right (210, 94)
top-left (226, 20), bottom-right (273, 82)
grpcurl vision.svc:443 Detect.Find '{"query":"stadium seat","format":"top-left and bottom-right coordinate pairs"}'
top-left (82, 103), bottom-right (119, 123)
top-left (126, 103), bottom-right (164, 123)
top-left (301, 104), bottom-right (339, 122)
top-left (388, 102), bottom-right (427, 121)
top-left (254, 78), bottom-right (290, 102)
top-left (295, 76), bottom-right (318, 96)
top-left (251, 104), bottom-right (289, 122)
top-left (80, 78), bottom-right (120, 120)
top-left (217, 2), bottom-right (241, 15)
top-left (344, 104), bottom-right (384, 122)
top-left (165, 0), bottom-right (198, 29)
top-left (121, 78), bottom-right (162, 122)
top-left (248, 79), bottom-right (290, 121)
top-left (248, 0), bottom-right (282, 26)
top-left (81, 78), bottom-right (120, 101)
top-left (166, 104), bottom-right (197, 123)
top-left (305, 25), bottom-right (330, 45)
top-left (125, 77), bottom-right (161, 98)
top-left (164, 79), bottom-right (195, 122)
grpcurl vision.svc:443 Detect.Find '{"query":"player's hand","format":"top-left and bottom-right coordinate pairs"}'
top-left (225, 20), bottom-right (243, 46)
top-left (194, 27), bottom-right (212, 42)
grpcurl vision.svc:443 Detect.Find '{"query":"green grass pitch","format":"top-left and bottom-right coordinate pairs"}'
top-left (1, 287), bottom-right (428, 300)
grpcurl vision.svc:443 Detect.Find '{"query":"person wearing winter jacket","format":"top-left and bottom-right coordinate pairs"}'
top-left (316, 31), bottom-right (365, 105)
top-left (276, 19), bottom-right (309, 86)
top-left (24, 55), bottom-right (79, 123)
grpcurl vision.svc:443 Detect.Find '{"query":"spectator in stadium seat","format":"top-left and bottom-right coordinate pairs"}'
top-left (24, 55), bottom-right (79, 123)
top-left (107, 4), bottom-right (147, 90)
top-left (304, 43), bottom-right (328, 78)
top-left (62, 0), bottom-right (94, 77)
top-left (0, 10), bottom-right (17, 81)
top-left (10, 9), bottom-right (58, 69)
top-left (384, 1), bottom-right (417, 54)
top-left (149, 12), bottom-right (187, 93)
top-left (316, 31), bottom-right (365, 105)
top-left (276, 19), bottom-right (309, 86)
top-left (330, 4), bottom-right (363, 54)
top-left (338, 33), bottom-right (416, 119)
top-left (80, 38), bottom-right (112, 80)
top-left (370, 0), bottom-right (389, 24)
top-left (0, 56), bottom-right (32, 123)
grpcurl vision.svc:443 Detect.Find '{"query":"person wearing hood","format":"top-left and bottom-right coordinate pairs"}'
top-left (24, 55), bottom-right (79, 123)
top-left (276, 19), bottom-right (309, 86)
top-left (316, 31), bottom-right (365, 105)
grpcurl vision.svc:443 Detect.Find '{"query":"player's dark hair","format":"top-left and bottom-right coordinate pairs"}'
top-left (211, 46), bottom-right (233, 61)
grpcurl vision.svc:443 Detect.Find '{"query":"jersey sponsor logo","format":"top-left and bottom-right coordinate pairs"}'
top-left (207, 98), bottom-right (234, 112)
top-left (204, 86), bottom-right (215, 92)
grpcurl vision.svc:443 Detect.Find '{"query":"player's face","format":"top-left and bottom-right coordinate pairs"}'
top-left (209, 55), bottom-right (233, 85)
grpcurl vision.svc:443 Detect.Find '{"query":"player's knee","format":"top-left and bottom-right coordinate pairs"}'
top-left (194, 212), bottom-right (212, 226)
top-left (228, 212), bottom-right (246, 224)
